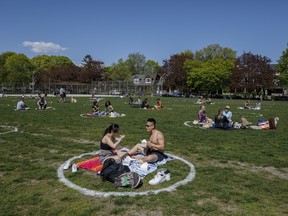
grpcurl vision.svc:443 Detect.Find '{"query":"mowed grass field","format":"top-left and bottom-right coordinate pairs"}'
top-left (0, 95), bottom-right (287, 216)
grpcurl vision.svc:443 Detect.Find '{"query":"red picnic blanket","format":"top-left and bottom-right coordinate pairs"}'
top-left (76, 156), bottom-right (103, 172)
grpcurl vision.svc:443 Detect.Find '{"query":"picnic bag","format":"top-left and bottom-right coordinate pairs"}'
top-left (100, 158), bottom-right (130, 183)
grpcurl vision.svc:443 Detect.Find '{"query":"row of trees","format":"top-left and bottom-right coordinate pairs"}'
top-left (0, 52), bottom-right (160, 85)
top-left (0, 44), bottom-right (288, 95)
top-left (160, 44), bottom-right (288, 96)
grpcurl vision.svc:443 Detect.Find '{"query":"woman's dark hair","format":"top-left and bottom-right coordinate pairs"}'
top-left (215, 109), bottom-right (222, 119)
top-left (104, 123), bottom-right (119, 135)
top-left (105, 100), bottom-right (111, 107)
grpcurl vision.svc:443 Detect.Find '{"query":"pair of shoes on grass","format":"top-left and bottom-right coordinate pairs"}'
top-left (63, 162), bottom-right (77, 173)
top-left (149, 168), bottom-right (171, 185)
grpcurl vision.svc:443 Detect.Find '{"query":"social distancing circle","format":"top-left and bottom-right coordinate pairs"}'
top-left (184, 121), bottom-right (195, 127)
top-left (0, 125), bottom-right (18, 135)
top-left (57, 151), bottom-right (196, 197)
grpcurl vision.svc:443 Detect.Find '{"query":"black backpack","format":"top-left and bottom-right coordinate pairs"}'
top-left (100, 158), bottom-right (130, 183)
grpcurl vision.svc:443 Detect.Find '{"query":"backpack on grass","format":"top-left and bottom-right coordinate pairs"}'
top-left (100, 158), bottom-right (141, 188)
top-left (100, 158), bottom-right (130, 183)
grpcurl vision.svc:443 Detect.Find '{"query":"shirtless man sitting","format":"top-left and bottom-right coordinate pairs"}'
top-left (129, 118), bottom-right (166, 163)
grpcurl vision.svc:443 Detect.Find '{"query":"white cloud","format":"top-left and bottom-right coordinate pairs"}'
top-left (22, 41), bottom-right (67, 53)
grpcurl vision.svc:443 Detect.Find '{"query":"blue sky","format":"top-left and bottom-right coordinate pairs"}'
top-left (1, 0), bottom-right (287, 66)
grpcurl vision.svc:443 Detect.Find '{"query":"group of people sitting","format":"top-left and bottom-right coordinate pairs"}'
top-left (213, 106), bottom-right (234, 129)
top-left (99, 118), bottom-right (166, 164)
top-left (243, 100), bottom-right (261, 110)
top-left (238, 100), bottom-right (261, 110)
top-left (196, 98), bottom-right (213, 105)
top-left (196, 105), bottom-right (234, 129)
top-left (16, 95), bottom-right (48, 110)
top-left (141, 98), bottom-right (164, 110)
top-left (129, 97), bottom-right (164, 110)
top-left (195, 104), bottom-right (278, 130)
top-left (92, 100), bottom-right (113, 116)
top-left (98, 118), bottom-right (170, 186)
top-left (91, 100), bottom-right (125, 117)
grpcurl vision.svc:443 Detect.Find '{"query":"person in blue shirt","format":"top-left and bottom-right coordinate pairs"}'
top-left (222, 106), bottom-right (233, 127)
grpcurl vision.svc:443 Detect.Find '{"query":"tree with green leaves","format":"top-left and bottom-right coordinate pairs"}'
top-left (126, 53), bottom-right (146, 75)
top-left (31, 55), bottom-right (74, 83)
top-left (195, 44), bottom-right (236, 62)
top-left (5, 53), bottom-right (34, 85)
top-left (0, 51), bottom-right (17, 83)
top-left (49, 55), bottom-right (74, 66)
top-left (185, 44), bottom-right (236, 94)
top-left (31, 55), bottom-right (52, 71)
top-left (106, 53), bottom-right (158, 81)
top-left (143, 60), bottom-right (160, 75)
top-left (185, 58), bottom-right (235, 94)
top-left (105, 59), bottom-right (132, 81)
top-left (230, 52), bottom-right (275, 96)
top-left (31, 55), bottom-right (53, 84)
top-left (276, 48), bottom-right (288, 90)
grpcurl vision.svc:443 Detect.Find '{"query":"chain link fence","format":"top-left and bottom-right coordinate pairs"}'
top-left (1, 81), bottom-right (164, 96)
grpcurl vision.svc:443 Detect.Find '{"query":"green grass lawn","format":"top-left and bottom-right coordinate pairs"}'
top-left (0, 95), bottom-right (287, 216)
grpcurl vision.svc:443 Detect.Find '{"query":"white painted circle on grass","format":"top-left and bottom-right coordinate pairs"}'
top-left (184, 121), bottom-right (193, 127)
top-left (0, 125), bottom-right (18, 135)
top-left (57, 151), bottom-right (196, 197)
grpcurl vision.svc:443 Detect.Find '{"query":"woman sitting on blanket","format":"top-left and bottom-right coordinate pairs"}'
top-left (105, 100), bottom-right (114, 115)
top-left (198, 105), bottom-right (212, 123)
top-left (141, 98), bottom-right (154, 109)
top-left (154, 98), bottom-right (164, 110)
top-left (92, 101), bottom-right (101, 116)
top-left (92, 101), bottom-right (105, 116)
top-left (99, 124), bottom-right (127, 163)
top-left (244, 100), bottom-right (252, 109)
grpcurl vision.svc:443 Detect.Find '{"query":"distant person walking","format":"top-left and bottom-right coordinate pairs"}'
top-left (58, 87), bottom-right (66, 103)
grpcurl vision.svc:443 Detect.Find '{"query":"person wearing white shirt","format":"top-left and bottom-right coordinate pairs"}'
top-left (16, 97), bottom-right (29, 110)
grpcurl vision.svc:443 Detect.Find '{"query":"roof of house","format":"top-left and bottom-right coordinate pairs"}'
top-left (131, 74), bottom-right (163, 85)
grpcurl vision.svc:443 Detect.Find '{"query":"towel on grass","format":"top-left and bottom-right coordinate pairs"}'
top-left (127, 154), bottom-right (173, 178)
top-left (76, 156), bottom-right (103, 173)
